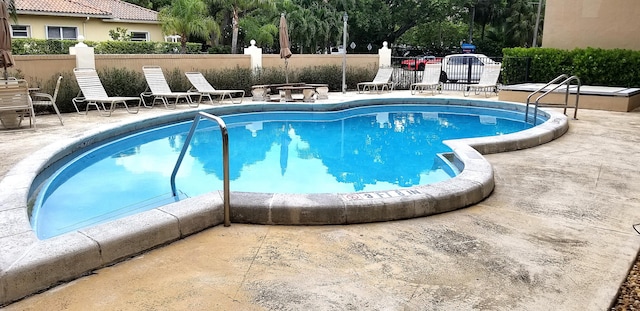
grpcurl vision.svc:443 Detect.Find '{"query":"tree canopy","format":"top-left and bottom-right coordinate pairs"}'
top-left (158, 0), bottom-right (220, 53)
top-left (125, 0), bottom-right (545, 55)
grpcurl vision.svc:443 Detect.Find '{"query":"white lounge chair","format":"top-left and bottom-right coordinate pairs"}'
top-left (72, 68), bottom-right (141, 116)
top-left (30, 75), bottom-right (64, 125)
top-left (185, 72), bottom-right (245, 104)
top-left (464, 63), bottom-right (502, 97)
top-left (141, 66), bottom-right (197, 109)
top-left (410, 63), bottom-right (442, 95)
top-left (357, 67), bottom-right (394, 93)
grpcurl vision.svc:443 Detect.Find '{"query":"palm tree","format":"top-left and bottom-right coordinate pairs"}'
top-left (238, 15), bottom-right (278, 48)
top-left (504, 0), bottom-right (536, 47)
top-left (158, 0), bottom-right (220, 53)
top-left (473, 0), bottom-right (504, 40)
top-left (280, 1), bottom-right (341, 54)
top-left (210, 0), bottom-right (275, 54)
top-left (307, 2), bottom-right (338, 53)
top-left (2, 0), bottom-right (15, 21)
top-left (287, 7), bottom-right (313, 53)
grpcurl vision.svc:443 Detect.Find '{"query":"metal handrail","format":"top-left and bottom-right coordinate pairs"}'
top-left (532, 75), bottom-right (581, 124)
top-left (170, 112), bottom-right (230, 227)
top-left (525, 75), bottom-right (581, 125)
top-left (524, 74), bottom-right (568, 123)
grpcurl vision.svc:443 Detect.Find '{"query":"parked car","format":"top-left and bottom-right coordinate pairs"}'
top-left (440, 53), bottom-right (497, 83)
top-left (400, 55), bottom-right (441, 71)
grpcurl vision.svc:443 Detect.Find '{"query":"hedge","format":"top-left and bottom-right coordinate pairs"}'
top-left (11, 38), bottom-right (202, 55)
top-left (502, 47), bottom-right (640, 87)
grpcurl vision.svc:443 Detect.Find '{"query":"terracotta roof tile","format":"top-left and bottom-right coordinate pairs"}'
top-left (15, 0), bottom-right (158, 21)
top-left (88, 0), bottom-right (158, 21)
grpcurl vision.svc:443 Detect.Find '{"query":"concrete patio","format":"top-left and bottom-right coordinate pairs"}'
top-left (1, 91), bottom-right (639, 310)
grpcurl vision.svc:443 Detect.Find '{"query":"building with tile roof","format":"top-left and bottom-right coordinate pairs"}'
top-left (11, 0), bottom-right (164, 42)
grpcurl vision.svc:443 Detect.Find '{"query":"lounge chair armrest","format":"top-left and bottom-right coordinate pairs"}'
top-left (30, 92), bottom-right (53, 100)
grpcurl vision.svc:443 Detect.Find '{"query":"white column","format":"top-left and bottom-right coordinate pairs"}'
top-left (243, 40), bottom-right (262, 73)
top-left (378, 41), bottom-right (391, 68)
top-left (68, 35), bottom-right (95, 69)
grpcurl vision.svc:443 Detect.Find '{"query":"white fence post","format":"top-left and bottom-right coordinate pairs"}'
top-left (243, 40), bottom-right (262, 73)
top-left (68, 35), bottom-right (95, 69)
top-left (379, 41), bottom-right (391, 68)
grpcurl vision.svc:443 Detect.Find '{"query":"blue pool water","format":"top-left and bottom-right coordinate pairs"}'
top-left (31, 104), bottom-right (541, 238)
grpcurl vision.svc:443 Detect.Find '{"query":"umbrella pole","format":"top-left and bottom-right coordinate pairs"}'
top-left (285, 59), bottom-right (289, 84)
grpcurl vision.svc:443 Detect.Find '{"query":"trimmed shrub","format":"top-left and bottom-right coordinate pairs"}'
top-left (12, 39), bottom-right (202, 55)
top-left (32, 71), bottom-right (80, 114)
top-left (503, 47), bottom-right (640, 87)
top-left (97, 67), bottom-right (147, 97)
top-left (251, 65), bottom-right (376, 91)
top-left (199, 67), bottom-right (254, 92)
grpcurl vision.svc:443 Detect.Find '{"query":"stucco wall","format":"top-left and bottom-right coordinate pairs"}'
top-left (543, 0), bottom-right (640, 50)
top-left (14, 15), bottom-right (164, 42)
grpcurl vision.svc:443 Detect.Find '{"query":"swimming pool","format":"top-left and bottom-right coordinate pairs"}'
top-left (30, 103), bottom-right (542, 239)
top-left (1, 96), bottom-right (568, 305)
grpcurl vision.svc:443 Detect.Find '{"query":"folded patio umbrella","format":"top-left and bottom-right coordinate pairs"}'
top-left (0, 0), bottom-right (14, 80)
top-left (279, 13), bottom-right (292, 83)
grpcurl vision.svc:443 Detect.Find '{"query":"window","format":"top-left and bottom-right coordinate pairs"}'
top-left (449, 56), bottom-right (466, 65)
top-left (11, 25), bottom-right (30, 38)
top-left (130, 32), bottom-right (149, 42)
top-left (47, 26), bottom-right (78, 40)
top-left (450, 56), bottom-right (481, 66)
top-left (164, 35), bottom-right (180, 43)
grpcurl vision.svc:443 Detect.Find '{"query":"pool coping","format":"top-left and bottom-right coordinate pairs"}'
top-left (0, 97), bottom-right (568, 306)
top-left (498, 83), bottom-right (640, 112)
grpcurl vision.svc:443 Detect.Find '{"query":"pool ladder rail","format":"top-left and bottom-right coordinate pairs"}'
top-left (524, 74), bottom-right (581, 125)
top-left (170, 112), bottom-right (231, 227)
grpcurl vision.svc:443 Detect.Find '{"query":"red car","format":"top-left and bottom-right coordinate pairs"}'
top-left (401, 55), bottom-right (442, 71)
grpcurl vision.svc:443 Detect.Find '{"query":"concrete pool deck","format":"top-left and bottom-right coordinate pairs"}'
top-left (1, 91), bottom-right (639, 310)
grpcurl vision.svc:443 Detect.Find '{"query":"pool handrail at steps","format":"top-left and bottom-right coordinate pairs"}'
top-left (170, 111), bottom-right (231, 227)
top-left (524, 74), bottom-right (581, 125)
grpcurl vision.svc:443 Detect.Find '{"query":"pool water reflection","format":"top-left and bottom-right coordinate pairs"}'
top-left (32, 104), bottom-right (534, 238)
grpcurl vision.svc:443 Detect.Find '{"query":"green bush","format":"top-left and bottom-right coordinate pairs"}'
top-left (252, 65), bottom-right (376, 91)
top-left (503, 47), bottom-right (640, 87)
top-left (97, 67), bottom-right (147, 97)
top-left (347, 66), bottom-right (378, 91)
top-left (12, 38), bottom-right (202, 55)
top-left (298, 65), bottom-right (342, 90)
top-left (199, 67), bottom-right (254, 92)
top-left (252, 67), bottom-right (287, 85)
top-left (571, 48), bottom-right (640, 87)
top-left (162, 67), bottom-right (191, 92)
top-left (31, 71), bottom-right (80, 114)
top-left (11, 39), bottom-right (80, 55)
top-left (207, 45), bottom-right (232, 54)
top-left (55, 72), bottom-right (82, 113)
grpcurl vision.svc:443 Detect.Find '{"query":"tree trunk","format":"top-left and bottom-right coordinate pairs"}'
top-left (231, 8), bottom-right (239, 54)
top-left (385, 22), bottom-right (417, 43)
top-left (181, 35), bottom-right (188, 53)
